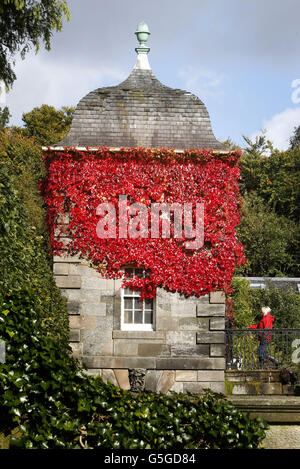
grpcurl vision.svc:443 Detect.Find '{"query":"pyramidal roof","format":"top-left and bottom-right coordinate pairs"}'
top-left (55, 22), bottom-right (224, 151)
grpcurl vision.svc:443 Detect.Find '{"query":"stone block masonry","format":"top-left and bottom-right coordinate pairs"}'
top-left (54, 257), bottom-right (226, 394)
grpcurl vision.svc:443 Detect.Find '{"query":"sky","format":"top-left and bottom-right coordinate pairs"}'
top-left (2, 0), bottom-right (300, 150)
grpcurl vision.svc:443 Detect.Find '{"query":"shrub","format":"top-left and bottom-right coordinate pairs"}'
top-left (0, 164), bottom-right (68, 342)
top-left (229, 278), bottom-right (255, 328)
top-left (0, 128), bottom-right (45, 234)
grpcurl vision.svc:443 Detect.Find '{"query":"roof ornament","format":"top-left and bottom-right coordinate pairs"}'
top-left (134, 22), bottom-right (151, 71)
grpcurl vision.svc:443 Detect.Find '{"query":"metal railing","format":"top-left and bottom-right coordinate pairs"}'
top-left (226, 329), bottom-right (300, 370)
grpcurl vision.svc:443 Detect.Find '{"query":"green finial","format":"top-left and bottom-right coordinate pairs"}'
top-left (135, 21), bottom-right (150, 54)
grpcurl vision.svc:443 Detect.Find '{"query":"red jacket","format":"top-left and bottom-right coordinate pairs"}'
top-left (249, 312), bottom-right (274, 341)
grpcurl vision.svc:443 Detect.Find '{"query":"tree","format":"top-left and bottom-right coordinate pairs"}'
top-left (0, 0), bottom-right (70, 88)
top-left (290, 125), bottom-right (300, 150)
top-left (0, 106), bottom-right (10, 130)
top-left (239, 134), bottom-right (274, 195)
top-left (236, 193), bottom-right (298, 277)
top-left (22, 104), bottom-right (75, 145)
top-left (240, 134), bottom-right (300, 222)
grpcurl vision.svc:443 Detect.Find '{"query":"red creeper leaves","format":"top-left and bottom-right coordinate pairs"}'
top-left (41, 148), bottom-right (245, 298)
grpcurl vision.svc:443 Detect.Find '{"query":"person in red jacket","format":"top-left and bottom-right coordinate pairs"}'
top-left (249, 307), bottom-right (275, 369)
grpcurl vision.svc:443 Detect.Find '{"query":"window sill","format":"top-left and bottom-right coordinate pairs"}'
top-left (113, 330), bottom-right (165, 340)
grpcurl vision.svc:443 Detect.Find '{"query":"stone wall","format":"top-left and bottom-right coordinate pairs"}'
top-left (54, 255), bottom-right (226, 394)
top-left (226, 371), bottom-right (296, 396)
top-left (227, 396), bottom-right (300, 449)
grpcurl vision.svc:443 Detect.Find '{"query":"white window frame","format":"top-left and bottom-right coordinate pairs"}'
top-left (121, 267), bottom-right (155, 331)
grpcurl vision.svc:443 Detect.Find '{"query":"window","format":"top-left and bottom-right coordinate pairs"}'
top-left (121, 267), bottom-right (154, 331)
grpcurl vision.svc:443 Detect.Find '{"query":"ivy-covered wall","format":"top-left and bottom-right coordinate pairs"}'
top-left (42, 147), bottom-right (244, 392)
top-left (41, 148), bottom-right (244, 299)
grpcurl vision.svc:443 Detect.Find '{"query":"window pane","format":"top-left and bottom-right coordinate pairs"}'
top-left (132, 290), bottom-right (141, 297)
top-left (124, 298), bottom-right (133, 310)
top-left (144, 298), bottom-right (153, 310)
top-left (125, 268), bottom-right (134, 278)
top-left (124, 310), bottom-right (133, 323)
top-left (135, 269), bottom-right (144, 278)
top-left (124, 288), bottom-right (141, 297)
top-left (135, 298), bottom-right (143, 311)
top-left (134, 310), bottom-right (143, 324)
top-left (144, 310), bottom-right (153, 324)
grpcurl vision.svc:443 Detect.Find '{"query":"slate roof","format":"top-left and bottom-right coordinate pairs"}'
top-left (56, 67), bottom-right (224, 150)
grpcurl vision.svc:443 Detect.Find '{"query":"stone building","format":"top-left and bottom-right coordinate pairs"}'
top-left (44, 23), bottom-right (239, 394)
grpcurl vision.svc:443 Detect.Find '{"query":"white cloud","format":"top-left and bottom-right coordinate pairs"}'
top-left (178, 65), bottom-right (226, 100)
top-left (251, 107), bottom-right (300, 151)
top-left (6, 52), bottom-right (127, 126)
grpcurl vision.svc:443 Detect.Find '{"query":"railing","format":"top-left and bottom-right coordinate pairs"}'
top-left (226, 329), bottom-right (300, 370)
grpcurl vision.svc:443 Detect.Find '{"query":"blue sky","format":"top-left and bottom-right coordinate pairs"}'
top-left (3, 0), bottom-right (300, 149)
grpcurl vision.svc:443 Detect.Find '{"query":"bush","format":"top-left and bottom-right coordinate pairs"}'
top-left (229, 278), bottom-right (254, 328)
top-left (0, 128), bottom-right (45, 234)
top-left (0, 164), bottom-right (68, 342)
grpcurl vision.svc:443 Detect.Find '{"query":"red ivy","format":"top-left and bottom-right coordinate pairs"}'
top-left (41, 147), bottom-right (245, 298)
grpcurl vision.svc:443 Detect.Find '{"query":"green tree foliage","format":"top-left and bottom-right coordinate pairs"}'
top-left (251, 284), bottom-right (300, 329)
top-left (0, 164), bottom-right (68, 341)
top-left (229, 278), bottom-right (255, 329)
top-left (235, 132), bottom-right (300, 277)
top-left (240, 135), bottom-right (300, 222)
top-left (0, 109), bottom-right (70, 338)
top-left (0, 0), bottom-right (70, 88)
top-left (239, 134), bottom-right (274, 195)
top-left (0, 128), bottom-right (45, 233)
top-left (230, 278), bottom-right (300, 329)
top-left (22, 104), bottom-right (75, 146)
top-left (236, 193), bottom-right (298, 277)
top-left (290, 125), bottom-right (300, 150)
top-left (0, 106), bottom-right (10, 130)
